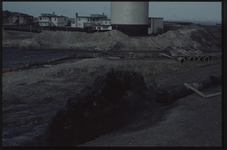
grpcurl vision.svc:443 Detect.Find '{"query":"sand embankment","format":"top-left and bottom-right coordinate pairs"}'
top-left (2, 26), bottom-right (221, 51)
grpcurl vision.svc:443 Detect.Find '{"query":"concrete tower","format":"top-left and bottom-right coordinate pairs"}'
top-left (111, 2), bottom-right (149, 36)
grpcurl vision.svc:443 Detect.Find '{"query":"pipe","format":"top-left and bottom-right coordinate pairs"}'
top-left (183, 56), bottom-right (188, 61)
top-left (187, 56), bottom-right (195, 62)
top-left (204, 56), bottom-right (210, 62)
top-left (184, 83), bottom-right (221, 98)
top-left (208, 56), bottom-right (213, 61)
top-left (164, 47), bottom-right (188, 63)
top-left (176, 57), bottom-right (186, 64)
top-left (200, 56), bottom-right (205, 62)
top-left (155, 75), bottom-right (222, 103)
top-left (194, 56), bottom-right (199, 62)
top-left (159, 53), bottom-right (174, 59)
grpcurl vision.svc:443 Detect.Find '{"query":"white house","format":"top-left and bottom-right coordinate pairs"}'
top-left (38, 12), bottom-right (68, 27)
top-left (71, 13), bottom-right (112, 30)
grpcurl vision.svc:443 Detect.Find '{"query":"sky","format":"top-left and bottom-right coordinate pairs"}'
top-left (2, 1), bottom-right (222, 25)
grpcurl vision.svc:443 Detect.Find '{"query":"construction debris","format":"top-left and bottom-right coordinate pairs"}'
top-left (155, 75), bottom-right (222, 103)
top-left (184, 83), bottom-right (221, 98)
top-left (164, 46), bottom-right (218, 63)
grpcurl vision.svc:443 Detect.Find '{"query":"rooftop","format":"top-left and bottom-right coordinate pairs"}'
top-left (77, 16), bottom-right (107, 19)
top-left (8, 12), bottom-right (33, 17)
top-left (39, 13), bottom-right (67, 18)
top-left (77, 13), bottom-right (108, 19)
top-left (149, 17), bottom-right (164, 19)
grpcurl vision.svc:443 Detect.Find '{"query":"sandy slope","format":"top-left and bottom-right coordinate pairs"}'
top-left (2, 26), bottom-right (221, 51)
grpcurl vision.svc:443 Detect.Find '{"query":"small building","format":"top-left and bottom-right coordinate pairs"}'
top-left (8, 12), bottom-right (33, 25)
top-left (37, 12), bottom-right (68, 27)
top-left (148, 17), bottom-right (164, 35)
top-left (71, 13), bottom-right (112, 31)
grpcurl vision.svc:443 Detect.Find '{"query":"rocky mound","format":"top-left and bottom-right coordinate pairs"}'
top-left (30, 30), bottom-right (128, 50)
top-left (40, 69), bottom-right (156, 146)
top-left (2, 30), bottom-right (15, 40)
top-left (2, 27), bottom-right (221, 51)
top-left (125, 27), bottom-right (221, 51)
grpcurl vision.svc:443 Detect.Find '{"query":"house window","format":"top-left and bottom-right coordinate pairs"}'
top-left (79, 18), bottom-right (81, 21)
top-left (105, 21), bottom-right (107, 24)
top-left (55, 18), bottom-right (56, 21)
top-left (40, 17), bottom-right (42, 20)
top-left (88, 19), bottom-right (89, 21)
top-left (64, 18), bottom-right (66, 21)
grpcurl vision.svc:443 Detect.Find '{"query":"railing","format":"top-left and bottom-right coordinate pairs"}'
top-left (48, 20), bottom-right (56, 27)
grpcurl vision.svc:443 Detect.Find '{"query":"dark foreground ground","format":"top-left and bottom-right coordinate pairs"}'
top-left (2, 26), bottom-right (223, 147)
top-left (2, 47), bottom-right (222, 147)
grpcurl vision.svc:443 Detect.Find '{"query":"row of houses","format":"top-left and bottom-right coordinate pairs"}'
top-left (2, 10), bottom-right (163, 35)
top-left (2, 10), bottom-right (112, 31)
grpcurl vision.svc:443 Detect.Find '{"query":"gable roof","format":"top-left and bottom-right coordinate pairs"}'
top-left (9, 13), bottom-right (33, 17)
top-left (39, 13), bottom-right (67, 18)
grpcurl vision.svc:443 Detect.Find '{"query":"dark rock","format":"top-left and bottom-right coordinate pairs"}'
top-left (44, 69), bottom-right (156, 146)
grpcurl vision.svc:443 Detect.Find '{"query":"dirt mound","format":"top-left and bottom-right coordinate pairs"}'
top-left (2, 30), bottom-right (15, 40)
top-left (155, 27), bottom-right (220, 50)
top-left (30, 30), bottom-right (128, 50)
top-left (2, 27), bottom-right (221, 51)
top-left (124, 27), bottom-right (221, 51)
top-left (204, 26), bottom-right (222, 39)
top-left (42, 69), bottom-right (156, 146)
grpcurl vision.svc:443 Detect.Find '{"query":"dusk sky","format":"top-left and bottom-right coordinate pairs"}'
top-left (2, 1), bottom-right (222, 25)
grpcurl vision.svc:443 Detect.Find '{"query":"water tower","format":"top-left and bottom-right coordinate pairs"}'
top-left (111, 2), bottom-right (149, 36)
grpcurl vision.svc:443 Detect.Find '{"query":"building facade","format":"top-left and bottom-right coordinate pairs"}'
top-left (71, 13), bottom-right (112, 30)
top-left (38, 12), bottom-right (68, 27)
top-left (148, 17), bottom-right (164, 35)
top-left (6, 12), bottom-right (33, 25)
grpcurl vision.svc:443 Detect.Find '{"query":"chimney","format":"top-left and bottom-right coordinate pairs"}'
top-left (75, 13), bottom-right (78, 28)
top-left (103, 12), bottom-right (104, 15)
top-left (53, 12), bottom-right (55, 15)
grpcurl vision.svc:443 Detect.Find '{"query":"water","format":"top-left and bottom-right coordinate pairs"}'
top-left (165, 20), bottom-right (222, 26)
